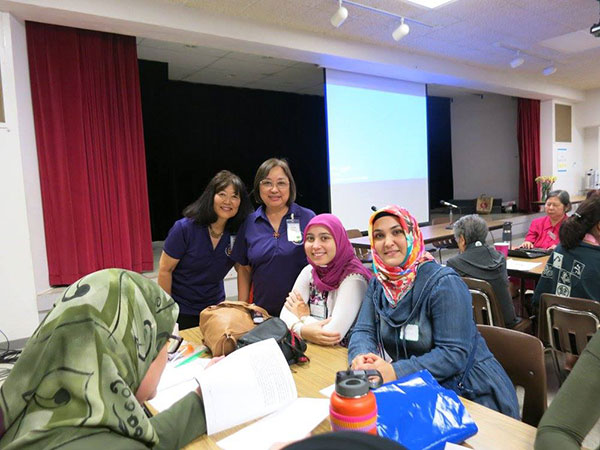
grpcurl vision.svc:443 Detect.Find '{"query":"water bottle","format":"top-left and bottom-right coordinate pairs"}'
top-left (329, 369), bottom-right (383, 434)
top-left (502, 222), bottom-right (512, 247)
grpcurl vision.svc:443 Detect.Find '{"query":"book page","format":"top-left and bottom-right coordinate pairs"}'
top-left (217, 398), bottom-right (330, 450)
top-left (199, 338), bottom-right (297, 435)
top-left (506, 259), bottom-right (541, 272)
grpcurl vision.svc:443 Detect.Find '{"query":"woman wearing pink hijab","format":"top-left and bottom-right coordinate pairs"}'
top-left (280, 214), bottom-right (372, 346)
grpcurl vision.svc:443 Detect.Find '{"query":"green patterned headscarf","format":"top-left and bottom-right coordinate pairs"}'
top-left (0, 269), bottom-right (178, 449)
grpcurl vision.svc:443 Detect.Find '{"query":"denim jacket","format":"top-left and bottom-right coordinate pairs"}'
top-left (348, 261), bottom-right (519, 418)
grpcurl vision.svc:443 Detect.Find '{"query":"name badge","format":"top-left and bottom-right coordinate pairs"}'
top-left (226, 235), bottom-right (236, 256)
top-left (310, 302), bottom-right (327, 320)
top-left (400, 324), bottom-right (419, 342)
top-left (287, 218), bottom-right (302, 244)
top-left (548, 231), bottom-right (556, 241)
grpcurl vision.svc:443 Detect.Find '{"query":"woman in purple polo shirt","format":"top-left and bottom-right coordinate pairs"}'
top-left (231, 158), bottom-right (316, 316)
top-left (158, 170), bottom-right (253, 329)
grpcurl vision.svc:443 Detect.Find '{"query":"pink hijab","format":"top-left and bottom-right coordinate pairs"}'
top-left (304, 214), bottom-right (372, 292)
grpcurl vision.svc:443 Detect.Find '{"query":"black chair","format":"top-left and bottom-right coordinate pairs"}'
top-left (463, 277), bottom-right (532, 333)
top-left (539, 293), bottom-right (600, 384)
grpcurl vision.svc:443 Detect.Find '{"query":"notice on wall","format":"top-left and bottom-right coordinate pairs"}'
top-left (557, 148), bottom-right (567, 173)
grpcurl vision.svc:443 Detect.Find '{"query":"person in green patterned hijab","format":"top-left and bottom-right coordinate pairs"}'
top-left (0, 269), bottom-right (207, 449)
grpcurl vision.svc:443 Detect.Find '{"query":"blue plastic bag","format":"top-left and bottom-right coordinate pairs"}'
top-left (373, 370), bottom-right (478, 450)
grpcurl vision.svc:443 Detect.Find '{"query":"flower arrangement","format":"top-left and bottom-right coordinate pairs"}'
top-left (535, 175), bottom-right (557, 201)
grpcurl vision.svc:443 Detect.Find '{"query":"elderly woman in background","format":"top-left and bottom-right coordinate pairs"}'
top-left (533, 194), bottom-right (600, 308)
top-left (521, 189), bottom-right (571, 250)
top-left (446, 214), bottom-right (518, 328)
top-left (232, 158), bottom-right (315, 316)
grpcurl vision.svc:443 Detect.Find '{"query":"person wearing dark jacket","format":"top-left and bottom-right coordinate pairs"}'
top-left (447, 214), bottom-right (518, 328)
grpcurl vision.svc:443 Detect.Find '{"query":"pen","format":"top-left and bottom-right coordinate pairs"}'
top-left (175, 348), bottom-right (209, 368)
top-left (170, 344), bottom-right (194, 362)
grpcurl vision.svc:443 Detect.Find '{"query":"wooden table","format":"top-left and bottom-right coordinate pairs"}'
top-left (350, 219), bottom-right (508, 249)
top-left (506, 255), bottom-right (549, 316)
top-left (179, 328), bottom-right (537, 449)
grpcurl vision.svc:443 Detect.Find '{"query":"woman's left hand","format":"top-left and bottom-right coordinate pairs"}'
top-left (285, 290), bottom-right (309, 318)
top-left (352, 353), bottom-right (397, 384)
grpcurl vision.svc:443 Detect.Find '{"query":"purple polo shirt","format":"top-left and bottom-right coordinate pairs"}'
top-left (163, 218), bottom-right (235, 315)
top-left (231, 203), bottom-right (315, 315)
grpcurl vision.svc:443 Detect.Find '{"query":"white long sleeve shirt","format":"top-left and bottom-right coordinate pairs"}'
top-left (279, 264), bottom-right (368, 338)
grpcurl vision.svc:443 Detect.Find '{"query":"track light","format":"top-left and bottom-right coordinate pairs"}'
top-left (392, 17), bottom-right (410, 41)
top-left (331, 0), bottom-right (348, 28)
top-left (510, 51), bottom-right (524, 68)
top-left (542, 64), bottom-right (557, 76)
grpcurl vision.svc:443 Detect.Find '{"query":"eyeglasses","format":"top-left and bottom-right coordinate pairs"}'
top-left (260, 180), bottom-right (289, 190)
top-left (166, 334), bottom-right (183, 354)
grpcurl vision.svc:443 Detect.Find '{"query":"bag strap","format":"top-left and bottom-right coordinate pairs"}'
top-left (217, 300), bottom-right (271, 318)
top-left (286, 330), bottom-right (309, 364)
top-left (456, 333), bottom-right (479, 395)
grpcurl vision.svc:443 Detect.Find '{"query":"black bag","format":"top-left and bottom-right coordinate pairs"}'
top-left (236, 317), bottom-right (309, 365)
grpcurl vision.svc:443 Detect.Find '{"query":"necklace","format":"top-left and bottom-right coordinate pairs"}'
top-left (208, 224), bottom-right (224, 239)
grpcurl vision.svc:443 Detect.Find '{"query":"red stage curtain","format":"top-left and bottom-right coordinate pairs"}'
top-left (517, 98), bottom-right (541, 213)
top-left (26, 22), bottom-right (153, 285)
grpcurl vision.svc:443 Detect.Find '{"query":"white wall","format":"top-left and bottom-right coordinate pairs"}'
top-left (451, 93), bottom-right (519, 203)
top-left (577, 88), bottom-right (600, 129)
top-left (540, 99), bottom-right (589, 198)
top-left (583, 127), bottom-right (600, 181)
top-left (577, 89), bottom-right (600, 189)
top-left (0, 12), bottom-right (44, 341)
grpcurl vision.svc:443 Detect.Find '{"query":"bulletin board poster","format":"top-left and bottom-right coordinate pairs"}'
top-left (557, 148), bottom-right (567, 173)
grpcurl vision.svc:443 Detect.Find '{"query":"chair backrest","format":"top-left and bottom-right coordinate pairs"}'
top-left (463, 277), bottom-right (506, 327)
top-left (477, 325), bottom-right (547, 427)
top-left (346, 229), bottom-right (371, 263)
top-left (345, 229), bottom-right (362, 239)
top-left (538, 294), bottom-right (600, 350)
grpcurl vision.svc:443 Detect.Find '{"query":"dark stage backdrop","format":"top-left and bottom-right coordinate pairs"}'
top-left (426, 96), bottom-right (453, 210)
top-left (139, 60), bottom-right (329, 240)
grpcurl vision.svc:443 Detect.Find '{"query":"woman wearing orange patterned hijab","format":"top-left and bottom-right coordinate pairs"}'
top-left (348, 206), bottom-right (519, 419)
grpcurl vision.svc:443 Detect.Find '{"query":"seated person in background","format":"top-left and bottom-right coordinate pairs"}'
top-left (532, 194), bottom-right (600, 308)
top-left (521, 189), bottom-right (570, 250)
top-left (281, 214), bottom-right (372, 345)
top-left (446, 214), bottom-right (518, 328)
top-left (348, 206), bottom-right (519, 418)
top-left (0, 269), bottom-right (207, 449)
top-left (534, 330), bottom-right (600, 450)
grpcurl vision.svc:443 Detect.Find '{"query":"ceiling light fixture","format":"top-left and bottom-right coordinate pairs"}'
top-left (498, 43), bottom-right (559, 76)
top-left (510, 51), bottom-right (524, 68)
top-left (330, 0), bottom-right (432, 40)
top-left (330, 0), bottom-right (349, 28)
top-left (542, 64), bottom-right (557, 76)
top-left (392, 17), bottom-right (410, 41)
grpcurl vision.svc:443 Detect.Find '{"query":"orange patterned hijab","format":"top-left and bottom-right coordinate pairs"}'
top-left (369, 205), bottom-right (434, 306)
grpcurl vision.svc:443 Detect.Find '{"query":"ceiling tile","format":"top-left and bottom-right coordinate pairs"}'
top-left (183, 68), bottom-right (265, 84)
top-left (152, 0), bottom-right (600, 91)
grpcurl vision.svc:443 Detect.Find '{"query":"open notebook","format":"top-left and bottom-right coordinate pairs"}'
top-left (148, 338), bottom-right (329, 444)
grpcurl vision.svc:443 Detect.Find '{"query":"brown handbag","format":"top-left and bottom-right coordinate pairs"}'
top-left (199, 300), bottom-right (270, 356)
